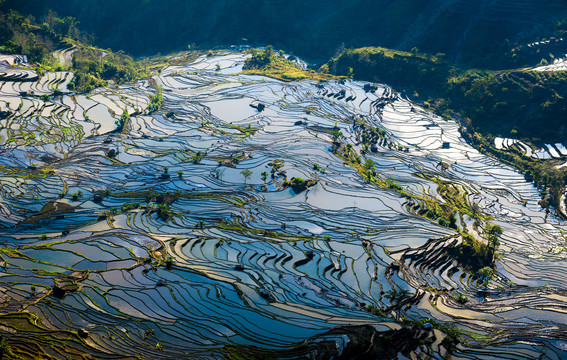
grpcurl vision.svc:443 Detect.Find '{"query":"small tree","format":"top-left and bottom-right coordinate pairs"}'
top-left (156, 203), bottom-right (175, 221)
top-left (456, 294), bottom-right (468, 304)
top-left (241, 169), bottom-right (252, 184)
top-left (483, 224), bottom-right (502, 259)
top-left (364, 159), bottom-right (375, 171)
top-left (192, 151), bottom-right (204, 164)
top-left (330, 130), bottom-right (343, 144)
top-left (165, 256), bottom-right (173, 270)
top-left (385, 289), bottom-right (412, 305)
top-left (107, 149), bottom-right (119, 159)
top-left (261, 171), bottom-right (268, 183)
top-left (71, 190), bottom-right (83, 201)
top-left (478, 266), bottom-right (494, 287)
top-left (262, 45), bottom-right (274, 63)
top-left (115, 109), bottom-right (129, 131)
top-left (148, 86), bottom-right (163, 113)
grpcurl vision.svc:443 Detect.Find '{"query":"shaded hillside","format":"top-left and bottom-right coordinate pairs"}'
top-left (326, 47), bottom-right (567, 141)
top-left (4, 0), bottom-right (567, 67)
top-left (0, 9), bottom-right (149, 92)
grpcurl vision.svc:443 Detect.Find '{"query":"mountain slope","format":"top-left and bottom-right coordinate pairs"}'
top-left (4, 0), bottom-right (567, 66)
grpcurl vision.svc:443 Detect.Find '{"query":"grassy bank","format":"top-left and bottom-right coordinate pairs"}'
top-left (242, 46), bottom-right (338, 82)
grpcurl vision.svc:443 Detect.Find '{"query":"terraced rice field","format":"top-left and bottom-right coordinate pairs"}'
top-left (1, 51), bottom-right (567, 359)
top-left (533, 57), bottom-right (567, 72)
top-left (495, 136), bottom-right (567, 162)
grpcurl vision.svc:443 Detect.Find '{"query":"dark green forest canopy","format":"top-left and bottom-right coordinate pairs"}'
top-left (3, 0), bottom-right (567, 67)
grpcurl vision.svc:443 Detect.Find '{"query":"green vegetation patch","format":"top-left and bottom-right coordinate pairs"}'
top-left (324, 46), bottom-right (450, 94)
top-left (67, 43), bottom-right (148, 92)
top-left (21, 201), bottom-right (75, 225)
top-left (223, 124), bottom-right (259, 136)
top-left (282, 177), bottom-right (317, 194)
top-left (242, 46), bottom-right (339, 82)
top-left (0, 9), bottom-right (171, 93)
top-left (447, 234), bottom-right (495, 273)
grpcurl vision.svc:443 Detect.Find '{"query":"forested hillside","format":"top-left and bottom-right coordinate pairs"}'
top-left (4, 0), bottom-right (567, 67)
top-left (0, 8), bottom-right (149, 92)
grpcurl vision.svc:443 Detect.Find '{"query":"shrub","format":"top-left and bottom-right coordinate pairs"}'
top-left (71, 190), bottom-right (83, 201)
top-left (478, 266), bottom-right (494, 286)
top-left (456, 294), bottom-right (468, 304)
top-left (148, 86), bottom-right (163, 113)
top-left (120, 202), bottom-right (140, 212)
top-left (283, 177), bottom-right (318, 193)
top-left (364, 159), bottom-right (375, 171)
top-left (192, 151), bottom-right (204, 164)
top-left (115, 109), bottom-right (129, 131)
top-left (155, 203), bottom-right (175, 221)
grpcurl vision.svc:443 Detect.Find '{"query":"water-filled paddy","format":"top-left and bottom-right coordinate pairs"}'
top-left (0, 51), bottom-right (566, 359)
